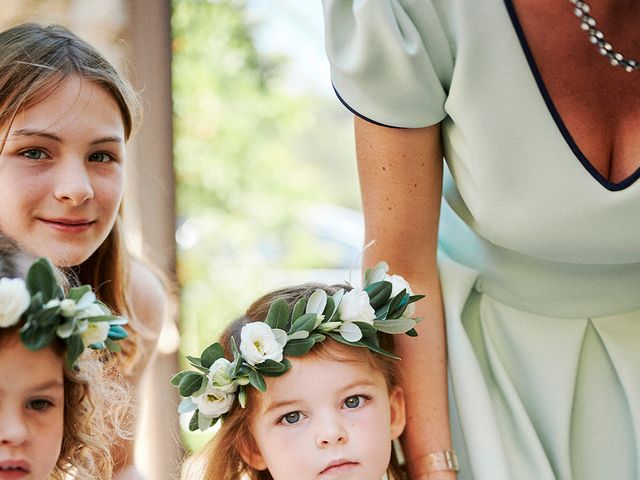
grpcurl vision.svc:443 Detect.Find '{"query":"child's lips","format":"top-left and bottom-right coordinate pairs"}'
top-left (319, 458), bottom-right (359, 475)
top-left (0, 460), bottom-right (30, 479)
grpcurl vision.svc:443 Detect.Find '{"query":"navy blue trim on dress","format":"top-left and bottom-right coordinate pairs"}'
top-left (332, 86), bottom-right (404, 129)
top-left (503, 0), bottom-right (640, 192)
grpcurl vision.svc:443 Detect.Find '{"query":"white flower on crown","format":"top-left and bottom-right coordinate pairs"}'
top-left (0, 277), bottom-right (30, 328)
top-left (208, 358), bottom-right (237, 393)
top-left (239, 322), bottom-right (287, 366)
top-left (59, 299), bottom-right (77, 317)
top-left (385, 273), bottom-right (416, 317)
top-left (80, 320), bottom-right (111, 346)
top-left (194, 386), bottom-right (236, 418)
top-left (338, 289), bottom-right (376, 325)
top-left (77, 302), bottom-right (110, 319)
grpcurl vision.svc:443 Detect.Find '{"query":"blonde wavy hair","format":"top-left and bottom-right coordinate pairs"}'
top-left (0, 23), bottom-right (149, 372)
top-left (198, 284), bottom-right (405, 480)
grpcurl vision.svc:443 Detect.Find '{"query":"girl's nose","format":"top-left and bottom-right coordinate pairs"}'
top-left (315, 415), bottom-right (348, 448)
top-left (53, 161), bottom-right (94, 205)
top-left (0, 411), bottom-right (28, 446)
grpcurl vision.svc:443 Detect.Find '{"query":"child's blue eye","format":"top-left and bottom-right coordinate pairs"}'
top-left (279, 411), bottom-right (301, 425)
top-left (27, 399), bottom-right (54, 411)
top-left (343, 395), bottom-right (366, 409)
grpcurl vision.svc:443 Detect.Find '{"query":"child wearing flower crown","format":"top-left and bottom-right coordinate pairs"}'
top-left (0, 236), bottom-right (130, 479)
top-left (174, 262), bottom-right (424, 480)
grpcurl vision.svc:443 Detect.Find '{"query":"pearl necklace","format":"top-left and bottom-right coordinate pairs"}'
top-left (570, 0), bottom-right (639, 72)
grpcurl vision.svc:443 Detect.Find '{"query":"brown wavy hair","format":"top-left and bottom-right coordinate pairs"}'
top-left (0, 23), bottom-right (147, 372)
top-left (199, 283), bottom-right (405, 480)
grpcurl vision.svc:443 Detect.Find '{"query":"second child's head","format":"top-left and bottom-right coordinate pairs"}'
top-left (0, 236), bottom-right (130, 479)
top-left (176, 265), bottom-right (422, 480)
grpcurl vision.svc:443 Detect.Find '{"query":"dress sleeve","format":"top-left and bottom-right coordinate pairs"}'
top-left (322, 0), bottom-right (454, 128)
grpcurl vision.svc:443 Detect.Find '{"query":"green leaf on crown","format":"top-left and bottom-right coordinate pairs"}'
top-left (171, 370), bottom-right (191, 386)
top-left (65, 335), bottom-right (84, 370)
top-left (248, 370), bottom-right (266, 392)
top-left (26, 258), bottom-right (61, 302)
top-left (179, 372), bottom-right (205, 397)
top-left (201, 342), bottom-right (225, 368)
top-left (387, 290), bottom-right (409, 319)
top-left (291, 297), bottom-right (307, 323)
top-left (283, 337), bottom-right (315, 356)
top-left (67, 285), bottom-right (91, 302)
top-left (365, 281), bottom-right (392, 310)
top-left (374, 317), bottom-right (416, 334)
top-left (289, 313), bottom-right (318, 334)
top-left (255, 359), bottom-right (287, 374)
top-left (406, 328), bottom-right (418, 337)
top-left (104, 338), bottom-right (122, 352)
top-left (188, 410), bottom-right (200, 432)
top-left (265, 298), bottom-right (289, 330)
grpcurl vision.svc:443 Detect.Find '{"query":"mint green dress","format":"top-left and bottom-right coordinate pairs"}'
top-left (322, 1), bottom-right (640, 479)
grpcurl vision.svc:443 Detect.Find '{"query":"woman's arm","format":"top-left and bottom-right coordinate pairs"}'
top-left (113, 260), bottom-right (167, 479)
top-left (355, 117), bottom-right (454, 480)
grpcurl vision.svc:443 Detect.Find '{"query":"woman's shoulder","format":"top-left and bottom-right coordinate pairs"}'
top-left (128, 258), bottom-right (170, 341)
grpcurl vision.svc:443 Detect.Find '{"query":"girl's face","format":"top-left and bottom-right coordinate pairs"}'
top-left (0, 76), bottom-right (126, 267)
top-left (0, 338), bottom-right (64, 479)
top-left (245, 346), bottom-right (406, 480)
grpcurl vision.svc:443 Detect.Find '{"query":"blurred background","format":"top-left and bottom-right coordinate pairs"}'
top-left (0, 1), bottom-right (360, 477)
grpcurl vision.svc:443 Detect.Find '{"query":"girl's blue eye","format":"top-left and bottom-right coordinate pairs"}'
top-left (343, 395), bottom-right (364, 409)
top-left (27, 399), bottom-right (53, 411)
top-left (22, 149), bottom-right (47, 160)
top-left (89, 152), bottom-right (113, 163)
top-left (280, 411), bottom-right (301, 425)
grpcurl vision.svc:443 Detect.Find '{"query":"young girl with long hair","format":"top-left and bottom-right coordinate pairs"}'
top-left (174, 263), bottom-right (424, 480)
top-left (0, 23), bottom-right (167, 478)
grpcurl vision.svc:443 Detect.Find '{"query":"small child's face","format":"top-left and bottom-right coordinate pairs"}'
top-left (0, 75), bottom-right (126, 267)
top-left (245, 346), bottom-right (405, 480)
top-left (0, 338), bottom-right (65, 479)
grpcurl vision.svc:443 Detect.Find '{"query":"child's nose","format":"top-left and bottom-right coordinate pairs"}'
top-left (0, 411), bottom-right (28, 446)
top-left (53, 160), bottom-right (94, 205)
top-left (315, 416), bottom-right (348, 448)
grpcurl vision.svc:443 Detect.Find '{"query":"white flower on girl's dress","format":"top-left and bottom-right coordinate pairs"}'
top-left (385, 273), bottom-right (416, 317)
top-left (0, 277), bottom-right (30, 327)
top-left (338, 289), bottom-right (376, 325)
top-left (240, 322), bottom-right (287, 366)
top-left (194, 386), bottom-right (236, 418)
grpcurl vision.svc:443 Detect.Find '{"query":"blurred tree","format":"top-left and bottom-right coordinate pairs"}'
top-left (172, 3), bottom-right (359, 451)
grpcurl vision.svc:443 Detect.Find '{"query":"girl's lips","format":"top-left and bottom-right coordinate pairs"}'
top-left (39, 218), bottom-right (95, 233)
top-left (319, 459), bottom-right (359, 476)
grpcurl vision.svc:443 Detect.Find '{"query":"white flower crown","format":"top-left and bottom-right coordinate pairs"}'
top-left (0, 258), bottom-right (128, 369)
top-left (172, 262), bottom-right (424, 432)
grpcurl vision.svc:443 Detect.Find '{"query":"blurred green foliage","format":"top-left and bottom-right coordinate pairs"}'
top-left (172, 0), bottom-right (359, 451)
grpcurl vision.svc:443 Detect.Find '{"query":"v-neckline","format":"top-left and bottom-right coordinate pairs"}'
top-left (503, 0), bottom-right (640, 192)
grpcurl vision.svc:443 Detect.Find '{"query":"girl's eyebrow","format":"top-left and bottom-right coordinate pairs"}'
top-left (30, 379), bottom-right (64, 392)
top-left (11, 128), bottom-right (61, 142)
top-left (336, 379), bottom-right (378, 393)
top-left (10, 128), bottom-right (123, 145)
top-left (263, 399), bottom-right (299, 415)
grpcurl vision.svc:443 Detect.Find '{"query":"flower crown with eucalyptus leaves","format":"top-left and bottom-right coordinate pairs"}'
top-left (172, 261), bottom-right (424, 432)
top-left (0, 257), bottom-right (128, 369)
